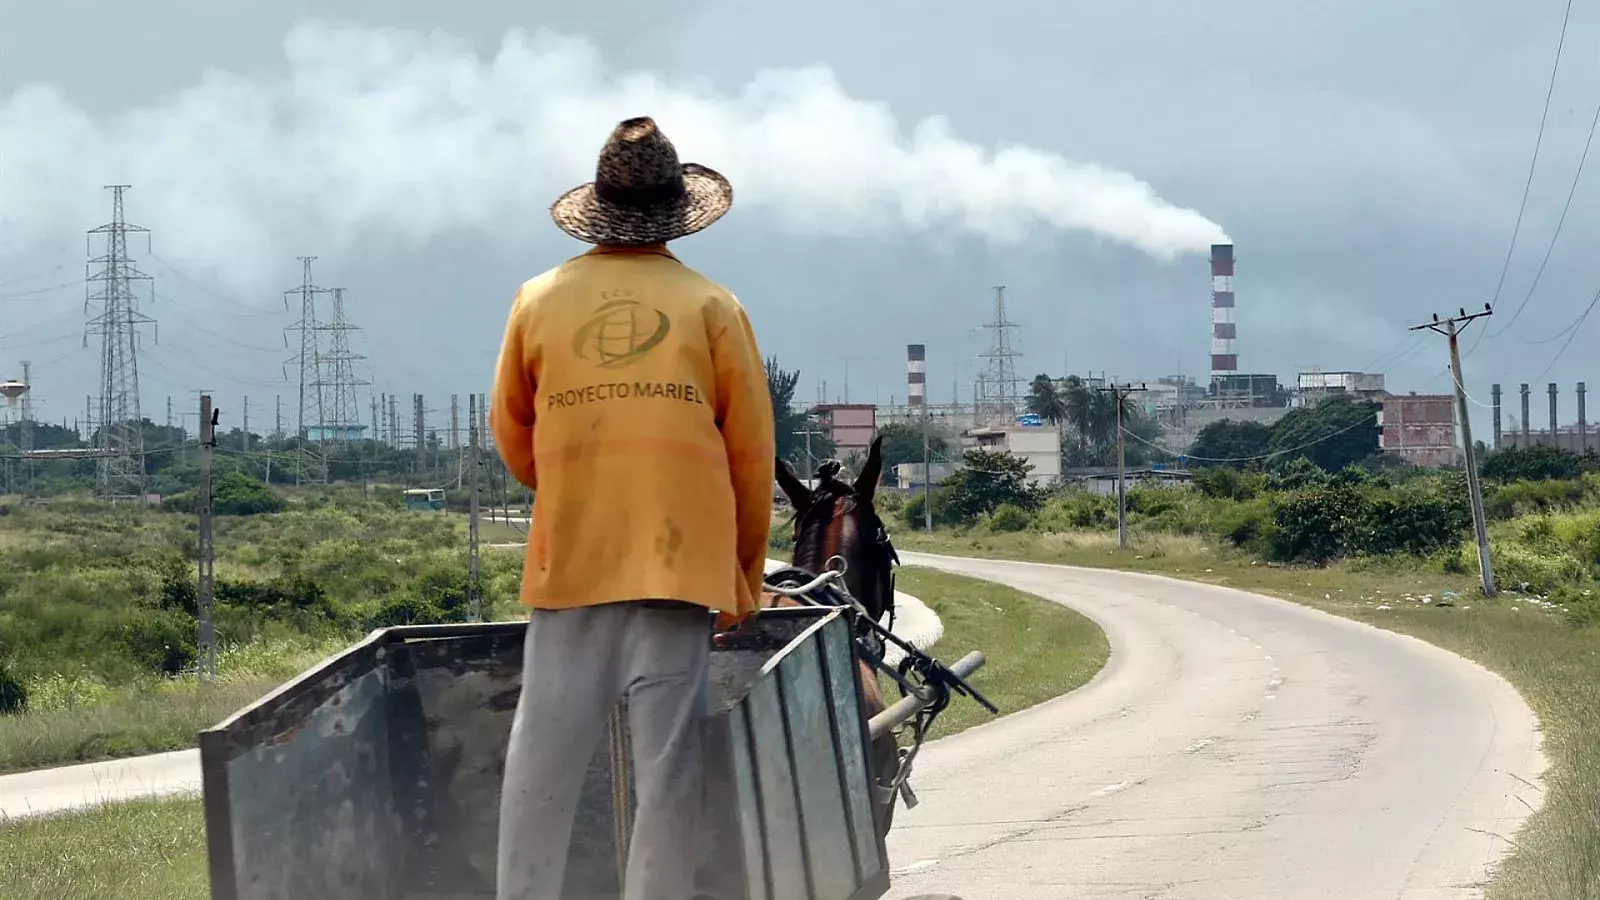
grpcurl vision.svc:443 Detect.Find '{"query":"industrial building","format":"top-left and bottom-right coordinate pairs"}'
top-left (1492, 382), bottom-right (1596, 452)
top-left (1297, 370), bottom-right (1387, 406)
top-left (966, 424), bottom-right (1063, 486)
top-left (1378, 394), bottom-right (1457, 468)
top-left (808, 403), bottom-right (878, 459)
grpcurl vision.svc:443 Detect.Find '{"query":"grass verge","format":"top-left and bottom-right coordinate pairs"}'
top-left (897, 528), bottom-right (1599, 900)
top-left (0, 566), bottom-right (1108, 898)
top-left (0, 797), bottom-right (207, 900)
top-left (896, 566), bottom-right (1109, 739)
top-left (0, 638), bottom-right (345, 774)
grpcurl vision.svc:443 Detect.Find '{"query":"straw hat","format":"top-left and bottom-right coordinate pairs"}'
top-left (550, 117), bottom-right (733, 245)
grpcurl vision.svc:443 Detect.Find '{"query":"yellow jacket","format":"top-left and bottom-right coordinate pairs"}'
top-left (490, 245), bottom-right (775, 621)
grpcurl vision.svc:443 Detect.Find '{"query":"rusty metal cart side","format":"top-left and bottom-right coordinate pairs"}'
top-left (199, 607), bottom-right (892, 900)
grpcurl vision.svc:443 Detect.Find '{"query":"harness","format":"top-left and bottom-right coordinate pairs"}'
top-left (761, 555), bottom-right (996, 816)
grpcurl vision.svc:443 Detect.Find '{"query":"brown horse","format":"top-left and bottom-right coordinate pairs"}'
top-left (764, 436), bottom-right (904, 836)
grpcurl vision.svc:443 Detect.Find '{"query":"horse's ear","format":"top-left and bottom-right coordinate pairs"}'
top-left (776, 456), bottom-right (812, 514)
top-left (854, 435), bottom-right (884, 501)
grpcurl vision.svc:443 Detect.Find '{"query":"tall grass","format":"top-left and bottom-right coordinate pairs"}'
top-left (0, 500), bottom-right (524, 771)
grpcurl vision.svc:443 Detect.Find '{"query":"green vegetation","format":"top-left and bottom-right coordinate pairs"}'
top-left (0, 565), bottom-right (1106, 900)
top-left (0, 490), bottom-right (523, 772)
top-left (0, 796), bottom-right (208, 900)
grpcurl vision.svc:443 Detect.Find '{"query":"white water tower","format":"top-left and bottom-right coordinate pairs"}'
top-left (0, 378), bottom-right (26, 410)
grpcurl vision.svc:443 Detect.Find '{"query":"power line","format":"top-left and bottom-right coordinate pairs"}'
top-left (1484, 82), bottom-right (1600, 344)
top-left (1529, 285), bottom-right (1600, 384)
top-left (1468, 0), bottom-right (1577, 356)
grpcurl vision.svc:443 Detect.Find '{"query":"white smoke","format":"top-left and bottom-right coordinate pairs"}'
top-left (0, 21), bottom-right (1228, 291)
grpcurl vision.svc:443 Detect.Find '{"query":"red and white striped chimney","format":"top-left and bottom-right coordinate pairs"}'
top-left (907, 344), bottom-right (926, 408)
top-left (1210, 243), bottom-right (1237, 385)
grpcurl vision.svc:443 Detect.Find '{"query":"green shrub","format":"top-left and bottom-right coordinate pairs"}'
top-left (988, 504), bottom-right (1034, 533)
top-left (120, 609), bottom-right (199, 676)
top-left (0, 663), bottom-right (26, 714)
top-left (1492, 543), bottom-right (1588, 594)
top-left (1361, 492), bottom-right (1471, 557)
top-left (1213, 498), bottom-right (1283, 558)
top-left (1271, 485), bottom-right (1366, 563)
top-left (1488, 479), bottom-right (1586, 519)
top-left (1192, 467), bottom-right (1247, 500)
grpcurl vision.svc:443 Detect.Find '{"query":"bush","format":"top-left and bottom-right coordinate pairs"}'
top-left (1361, 492), bottom-right (1470, 557)
top-left (0, 663), bottom-right (26, 714)
top-left (988, 504), bottom-right (1034, 533)
top-left (162, 472), bottom-right (285, 516)
top-left (120, 609), bottom-right (199, 676)
top-left (1214, 498), bottom-right (1282, 558)
top-left (1191, 467), bottom-right (1263, 501)
top-left (1488, 479), bottom-right (1586, 519)
top-left (1271, 485), bottom-right (1367, 563)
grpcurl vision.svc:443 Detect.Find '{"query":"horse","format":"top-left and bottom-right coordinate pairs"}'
top-left (763, 435), bottom-right (905, 836)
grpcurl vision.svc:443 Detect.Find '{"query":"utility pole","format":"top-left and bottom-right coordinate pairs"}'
top-left (242, 396), bottom-right (251, 454)
top-left (451, 394), bottom-right (462, 489)
top-left (794, 417), bottom-right (827, 478)
top-left (1096, 382), bottom-right (1147, 551)
top-left (414, 393), bottom-right (426, 475)
top-left (1411, 305), bottom-right (1496, 597)
top-left (197, 394), bottom-right (218, 682)
top-left (468, 394), bottom-right (482, 621)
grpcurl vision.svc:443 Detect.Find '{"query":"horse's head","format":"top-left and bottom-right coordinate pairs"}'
top-left (775, 435), bottom-right (899, 627)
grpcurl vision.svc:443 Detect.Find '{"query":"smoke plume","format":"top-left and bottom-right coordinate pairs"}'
top-left (0, 22), bottom-right (1228, 288)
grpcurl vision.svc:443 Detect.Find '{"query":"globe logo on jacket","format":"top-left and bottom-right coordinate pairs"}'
top-left (572, 297), bottom-right (671, 369)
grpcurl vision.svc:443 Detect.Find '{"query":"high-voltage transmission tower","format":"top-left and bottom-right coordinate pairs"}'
top-left (283, 257), bottom-right (332, 483)
top-left (311, 287), bottom-right (369, 444)
top-left (84, 185), bottom-right (156, 499)
top-left (978, 285), bottom-right (1022, 427)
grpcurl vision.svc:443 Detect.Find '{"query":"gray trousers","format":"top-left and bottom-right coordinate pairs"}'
top-left (497, 601), bottom-right (712, 900)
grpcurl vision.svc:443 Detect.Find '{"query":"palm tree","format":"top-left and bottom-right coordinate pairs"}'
top-left (1026, 374), bottom-right (1069, 424)
top-left (1062, 376), bottom-right (1094, 457)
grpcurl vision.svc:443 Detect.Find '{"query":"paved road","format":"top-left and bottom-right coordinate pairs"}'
top-left (0, 749), bottom-right (200, 819)
top-left (884, 552), bottom-right (1546, 900)
top-left (0, 558), bottom-right (943, 820)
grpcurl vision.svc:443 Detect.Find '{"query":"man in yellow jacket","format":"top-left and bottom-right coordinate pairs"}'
top-left (491, 117), bottom-right (775, 900)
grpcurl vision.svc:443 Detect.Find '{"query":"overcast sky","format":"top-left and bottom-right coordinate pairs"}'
top-left (2, 0), bottom-right (1597, 441)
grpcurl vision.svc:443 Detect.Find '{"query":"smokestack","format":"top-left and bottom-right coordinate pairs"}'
top-left (1579, 382), bottom-right (1589, 453)
top-left (1492, 384), bottom-right (1502, 450)
top-left (1521, 383), bottom-right (1531, 447)
top-left (1549, 383), bottom-right (1559, 445)
top-left (907, 344), bottom-right (926, 408)
top-left (1210, 244), bottom-right (1237, 389)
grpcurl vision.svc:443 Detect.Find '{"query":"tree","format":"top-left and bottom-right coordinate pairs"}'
top-left (1188, 419), bottom-right (1272, 468)
top-left (1267, 395), bottom-right (1380, 472)
top-left (1480, 444), bottom-right (1588, 483)
top-left (873, 421), bottom-right (949, 484)
top-left (1026, 374), bottom-right (1069, 424)
top-left (939, 449), bottom-right (1041, 523)
top-left (766, 358), bottom-right (834, 473)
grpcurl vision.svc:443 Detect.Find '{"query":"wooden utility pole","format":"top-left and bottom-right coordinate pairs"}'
top-left (197, 394), bottom-right (218, 682)
top-left (794, 417), bottom-right (827, 478)
top-left (1412, 305), bottom-right (1497, 597)
top-left (468, 394), bottom-right (482, 621)
top-left (1096, 382), bottom-right (1146, 551)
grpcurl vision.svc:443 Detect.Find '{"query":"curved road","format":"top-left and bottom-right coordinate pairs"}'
top-left (886, 552), bottom-right (1545, 900)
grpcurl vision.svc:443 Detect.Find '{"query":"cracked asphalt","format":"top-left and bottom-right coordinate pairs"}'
top-left (885, 553), bottom-right (1546, 900)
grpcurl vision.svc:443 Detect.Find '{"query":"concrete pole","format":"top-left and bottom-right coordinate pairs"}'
top-left (1491, 384), bottom-right (1502, 450)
